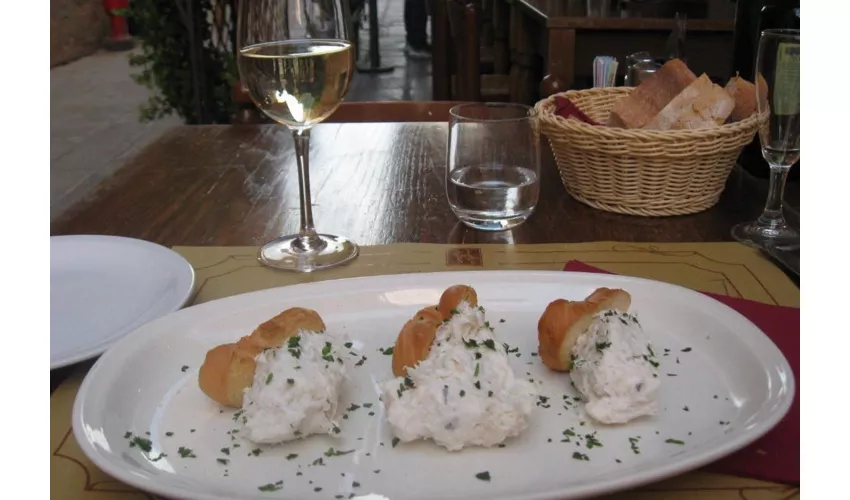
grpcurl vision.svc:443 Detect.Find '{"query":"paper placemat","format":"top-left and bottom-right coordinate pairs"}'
top-left (50, 242), bottom-right (800, 499)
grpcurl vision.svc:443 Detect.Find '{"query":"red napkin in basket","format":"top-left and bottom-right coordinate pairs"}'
top-left (553, 96), bottom-right (601, 126)
top-left (563, 260), bottom-right (800, 485)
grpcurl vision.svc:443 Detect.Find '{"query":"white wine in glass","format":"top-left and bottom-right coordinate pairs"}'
top-left (731, 29), bottom-right (799, 249)
top-left (237, 0), bottom-right (358, 271)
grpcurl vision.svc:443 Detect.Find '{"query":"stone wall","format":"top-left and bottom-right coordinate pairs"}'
top-left (51, 0), bottom-right (110, 67)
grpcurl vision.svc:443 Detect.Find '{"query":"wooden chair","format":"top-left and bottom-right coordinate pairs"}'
top-left (445, 0), bottom-right (511, 102)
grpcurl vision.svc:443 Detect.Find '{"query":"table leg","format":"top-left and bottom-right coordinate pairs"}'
top-left (540, 28), bottom-right (575, 98)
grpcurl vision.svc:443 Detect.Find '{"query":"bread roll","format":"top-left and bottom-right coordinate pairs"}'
top-left (391, 313), bottom-right (441, 377)
top-left (243, 307), bottom-right (325, 349)
top-left (724, 75), bottom-right (757, 122)
top-left (198, 342), bottom-right (263, 408)
top-left (198, 307), bottom-right (326, 407)
top-left (438, 285), bottom-right (478, 319)
top-left (642, 74), bottom-right (735, 130)
top-left (537, 288), bottom-right (632, 371)
top-left (392, 284), bottom-right (481, 376)
top-left (607, 58), bottom-right (697, 128)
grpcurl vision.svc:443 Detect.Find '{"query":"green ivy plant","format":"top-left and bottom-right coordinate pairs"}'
top-left (128, 0), bottom-right (237, 124)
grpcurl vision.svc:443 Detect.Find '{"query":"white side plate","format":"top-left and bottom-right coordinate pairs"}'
top-left (51, 235), bottom-right (195, 369)
top-left (72, 271), bottom-right (794, 500)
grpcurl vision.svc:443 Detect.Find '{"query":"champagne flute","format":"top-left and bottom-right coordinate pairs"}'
top-left (237, 0), bottom-right (358, 271)
top-left (731, 29), bottom-right (799, 248)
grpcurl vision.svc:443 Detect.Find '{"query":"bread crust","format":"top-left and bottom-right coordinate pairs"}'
top-left (642, 74), bottom-right (735, 130)
top-left (197, 307), bottom-right (325, 407)
top-left (537, 288), bottom-right (632, 371)
top-left (607, 58), bottom-right (697, 128)
top-left (724, 75), bottom-right (757, 122)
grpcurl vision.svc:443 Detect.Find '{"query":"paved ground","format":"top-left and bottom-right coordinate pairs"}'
top-left (50, 0), bottom-right (429, 221)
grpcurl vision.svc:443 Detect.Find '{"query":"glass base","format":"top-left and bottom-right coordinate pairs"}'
top-left (453, 209), bottom-right (534, 232)
top-left (731, 218), bottom-right (799, 249)
top-left (257, 234), bottom-right (359, 272)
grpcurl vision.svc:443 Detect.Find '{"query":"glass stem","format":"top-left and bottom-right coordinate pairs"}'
top-left (757, 165), bottom-right (789, 227)
top-left (292, 128), bottom-right (324, 252)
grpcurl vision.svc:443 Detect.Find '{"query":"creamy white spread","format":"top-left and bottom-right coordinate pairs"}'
top-left (240, 330), bottom-right (346, 444)
top-left (380, 302), bottom-right (536, 451)
top-left (570, 310), bottom-right (660, 424)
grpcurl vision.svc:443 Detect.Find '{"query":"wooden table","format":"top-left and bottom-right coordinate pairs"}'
top-left (505, 0), bottom-right (735, 103)
top-left (52, 122), bottom-right (784, 247)
top-left (50, 121), bottom-right (799, 391)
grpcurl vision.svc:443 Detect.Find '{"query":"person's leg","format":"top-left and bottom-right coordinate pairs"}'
top-left (404, 0), bottom-right (430, 57)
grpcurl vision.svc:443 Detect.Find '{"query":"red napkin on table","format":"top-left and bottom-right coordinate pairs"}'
top-left (563, 260), bottom-right (800, 485)
top-left (553, 96), bottom-right (601, 126)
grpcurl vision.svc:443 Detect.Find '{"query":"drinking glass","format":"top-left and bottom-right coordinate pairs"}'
top-left (446, 103), bottom-right (540, 231)
top-left (731, 29), bottom-right (800, 248)
top-left (237, 0), bottom-right (358, 272)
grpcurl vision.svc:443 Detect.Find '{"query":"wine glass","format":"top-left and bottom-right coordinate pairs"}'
top-left (731, 29), bottom-right (799, 248)
top-left (237, 0), bottom-right (358, 272)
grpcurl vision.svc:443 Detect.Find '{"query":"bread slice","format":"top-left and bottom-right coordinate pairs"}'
top-left (537, 288), bottom-right (632, 372)
top-left (607, 58), bottom-right (697, 128)
top-left (643, 74), bottom-right (735, 130)
top-left (724, 75), bottom-right (757, 122)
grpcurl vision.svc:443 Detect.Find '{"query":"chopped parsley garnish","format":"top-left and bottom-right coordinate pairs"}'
top-left (474, 352), bottom-right (482, 360)
top-left (572, 452), bottom-right (589, 461)
top-left (322, 342), bottom-right (335, 362)
top-left (150, 452), bottom-right (166, 462)
top-left (720, 420), bottom-right (730, 426)
top-left (681, 347), bottom-right (692, 352)
top-left (474, 363), bottom-right (480, 377)
top-left (217, 458), bottom-right (229, 465)
top-left (347, 403), bottom-right (361, 412)
top-left (265, 373), bottom-right (273, 385)
top-left (647, 345), bottom-right (656, 357)
top-left (314, 487), bottom-right (323, 492)
top-left (616, 458), bottom-right (622, 463)
top-left (487, 390), bottom-right (493, 397)
top-left (286, 453), bottom-right (298, 460)
top-left (629, 437), bottom-right (641, 454)
top-left (380, 346), bottom-right (394, 355)
top-left (392, 437), bottom-right (400, 448)
top-left (353, 481), bottom-right (361, 487)
top-left (459, 389), bottom-right (466, 397)
top-left (483, 339), bottom-right (496, 350)
top-left (258, 483), bottom-right (283, 492)
top-left (286, 378), bottom-right (294, 385)
top-left (344, 342), bottom-right (353, 349)
top-left (288, 336), bottom-right (300, 348)
top-left (563, 429), bottom-right (576, 437)
top-left (312, 457), bottom-right (325, 466)
top-left (178, 447), bottom-right (196, 458)
top-left (665, 438), bottom-right (685, 445)
top-left (450, 308), bottom-right (460, 315)
top-left (220, 447), bottom-right (230, 455)
top-left (325, 447), bottom-right (354, 457)
top-left (683, 406), bottom-right (689, 412)
top-left (363, 402), bottom-right (373, 408)
top-left (332, 425), bottom-right (341, 434)
top-left (355, 356), bottom-right (367, 366)
top-left (250, 448), bottom-right (262, 456)
top-left (123, 431), bottom-right (132, 439)
top-left (475, 471), bottom-right (491, 481)
top-left (374, 469), bottom-right (381, 474)
top-left (595, 341), bottom-right (612, 353)
top-left (165, 431), bottom-right (173, 437)
top-left (667, 373), bottom-right (677, 377)
top-left (463, 338), bottom-right (478, 348)
top-left (499, 318), bottom-right (505, 323)
top-left (474, 380), bottom-right (481, 390)
top-left (181, 365), bottom-right (189, 372)
top-left (585, 433), bottom-right (603, 449)
top-left (129, 436), bottom-right (153, 453)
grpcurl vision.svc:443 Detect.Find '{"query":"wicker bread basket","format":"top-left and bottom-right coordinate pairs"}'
top-left (534, 87), bottom-right (764, 216)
